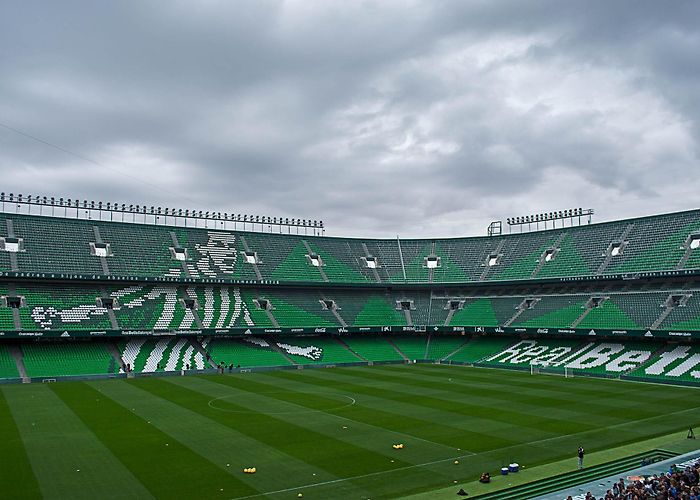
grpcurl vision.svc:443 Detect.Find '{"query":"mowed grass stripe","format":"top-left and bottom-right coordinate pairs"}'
top-left (0, 388), bottom-right (41, 500)
top-left (375, 367), bottom-right (700, 453)
top-left (388, 363), bottom-right (696, 406)
top-left (330, 364), bottom-right (682, 426)
top-left (265, 366), bottom-right (700, 491)
top-left (2, 384), bottom-right (152, 500)
top-left (268, 368), bottom-right (554, 443)
top-left (373, 364), bottom-right (656, 418)
top-left (90, 378), bottom-right (339, 492)
top-left (334, 364), bottom-right (653, 425)
top-left (156, 376), bottom-right (415, 478)
top-left (395, 363), bottom-right (700, 407)
top-left (353, 366), bottom-right (700, 436)
top-left (407, 364), bottom-right (700, 417)
top-left (203, 369), bottom-right (700, 499)
top-left (208, 371), bottom-right (486, 452)
top-left (249, 370), bottom-right (516, 452)
top-left (51, 382), bottom-right (258, 499)
top-left (197, 373), bottom-right (467, 462)
top-left (182, 376), bottom-right (488, 499)
top-left (279, 366), bottom-right (590, 437)
top-left (145, 376), bottom-right (416, 500)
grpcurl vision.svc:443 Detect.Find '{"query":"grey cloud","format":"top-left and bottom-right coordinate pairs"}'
top-left (1, 1), bottom-right (699, 239)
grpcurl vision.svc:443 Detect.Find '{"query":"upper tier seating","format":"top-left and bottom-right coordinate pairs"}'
top-left (2, 209), bottom-right (700, 284)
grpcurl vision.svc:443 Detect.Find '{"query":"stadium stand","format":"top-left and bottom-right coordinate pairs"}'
top-left (3, 209), bottom-right (700, 284)
top-left (391, 335), bottom-right (430, 360)
top-left (206, 337), bottom-right (291, 368)
top-left (272, 336), bottom-right (361, 364)
top-left (0, 344), bottom-right (20, 378)
top-left (478, 338), bottom-right (666, 378)
top-left (7, 281), bottom-right (700, 334)
top-left (21, 341), bottom-right (117, 377)
top-left (3, 206), bottom-right (700, 385)
top-left (342, 336), bottom-right (405, 362)
top-left (445, 337), bottom-right (517, 364)
top-left (425, 334), bottom-right (468, 360)
top-left (119, 338), bottom-right (209, 373)
top-left (626, 343), bottom-right (700, 385)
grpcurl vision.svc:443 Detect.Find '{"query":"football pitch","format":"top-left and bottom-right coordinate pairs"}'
top-left (3, 364), bottom-right (700, 499)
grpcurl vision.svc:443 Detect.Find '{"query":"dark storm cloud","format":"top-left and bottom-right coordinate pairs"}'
top-left (0, 0), bottom-right (699, 238)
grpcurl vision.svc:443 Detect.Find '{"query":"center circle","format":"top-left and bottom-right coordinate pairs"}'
top-left (207, 391), bottom-right (357, 415)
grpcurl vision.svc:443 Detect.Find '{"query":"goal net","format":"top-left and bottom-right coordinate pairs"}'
top-left (530, 361), bottom-right (573, 378)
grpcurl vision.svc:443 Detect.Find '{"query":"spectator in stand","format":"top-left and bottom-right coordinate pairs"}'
top-left (584, 459), bottom-right (700, 499)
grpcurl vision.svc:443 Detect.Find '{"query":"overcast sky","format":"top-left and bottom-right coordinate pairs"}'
top-left (1, 1), bottom-right (699, 238)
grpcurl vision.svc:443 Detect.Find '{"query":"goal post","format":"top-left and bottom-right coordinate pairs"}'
top-left (530, 360), bottom-right (549, 375)
top-left (530, 360), bottom-right (573, 378)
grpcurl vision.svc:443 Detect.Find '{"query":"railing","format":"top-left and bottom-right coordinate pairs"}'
top-left (0, 192), bottom-right (325, 235)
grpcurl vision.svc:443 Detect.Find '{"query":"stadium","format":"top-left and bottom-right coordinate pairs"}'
top-left (4, 2), bottom-right (700, 500)
top-left (3, 196), bottom-right (700, 499)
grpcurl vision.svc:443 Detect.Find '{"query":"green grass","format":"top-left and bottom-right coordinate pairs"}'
top-left (2, 365), bottom-right (700, 499)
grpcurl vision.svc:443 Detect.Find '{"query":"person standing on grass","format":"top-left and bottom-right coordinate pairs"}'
top-left (578, 446), bottom-right (585, 469)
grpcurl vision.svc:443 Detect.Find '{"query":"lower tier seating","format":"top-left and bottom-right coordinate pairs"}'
top-left (391, 335), bottom-right (429, 360)
top-left (119, 338), bottom-right (208, 373)
top-left (2, 335), bottom-right (700, 386)
top-left (272, 336), bottom-right (361, 365)
top-left (479, 338), bottom-right (664, 378)
top-left (339, 336), bottom-right (405, 361)
top-left (22, 342), bottom-right (117, 378)
top-left (206, 337), bottom-right (292, 368)
top-left (0, 344), bottom-right (19, 378)
top-left (626, 343), bottom-right (700, 384)
top-left (446, 337), bottom-right (517, 363)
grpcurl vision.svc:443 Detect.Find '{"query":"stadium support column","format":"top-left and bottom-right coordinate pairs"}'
top-left (428, 242), bottom-right (436, 283)
top-left (92, 226), bottom-right (111, 275)
top-left (504, 309), bottom-right (524, 327)
top-left (441, 339), bottom-right (470, 362)
top-left (8, 345), bottom-right (28, 382)
top-left (6, 283), bottom-right (21, 330)
top-left (651, 305), bottom-right (675, 330)
top-left (403, 308), bottom-right (413, 326)
top-left (170, 231), bottom-right (192, 278)
top-left (571, 306), bottom-right (594, 328)
top-left (397, 236), bottom-right (407, 282)
top-left (267, 339), bottom-right (297, 365)
top-left (181, 288), bottom-right (204, 329)
top-left (361, 243), bottom-right (382, 282)
top-left (677, 230), bottom-right (699, 270)
top-left (479, 240), bottom-right (506, 281)
top-left (238, 235), bottom-right (263, 281)
top-left (335, 337), bottom-right (367, 361)
top-left (386, 337), bottom-right (409, 361)
top-left (265, 307), bottom-right (280, 328)
top-left (105, 342), bottom-right (126, 370)
top-left (100, 285), bottom-right (120, 330)
top-left (302, 240), bottom-right (329, 282)
top-left (531, 232), bottom-right (567, 279)
top-left (596, 224), bottom-right (635, 275)
top-left (5, 219), bottom-right (19, 272)
top-left (190, 338), bottom-right (218, 368)
top-left (320, 294), bottom-right (347, 327)
top-left (444, 308), bottom-right (455, 326)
